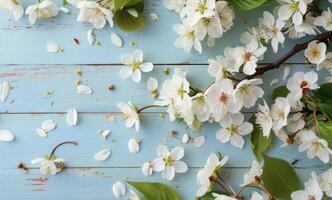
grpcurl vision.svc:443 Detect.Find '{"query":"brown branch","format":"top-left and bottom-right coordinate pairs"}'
top-left (242, 31), bottom-right (332, 80)
top-left (49, 141), bottom-right (78, 158)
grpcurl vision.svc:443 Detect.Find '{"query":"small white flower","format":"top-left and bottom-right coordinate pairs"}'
top-left (77, 84), bottom-right (93, 95)
top-left (241, 41), bottom-right (267, 75)
top-left (25, 0), bottom-right (58, 25)
top-left (287, 113), bottom-right (305, 133)
top-left (319, 168), bottom-right (332, 197)
top-left (289, 13), bottom-right (318, 39)
top-left (76, 1), bottom-right (113, 29)
top-left (111, 33), bottom-right (123, 48)
top-left (31, 156), bottom-right (65, 175)
top-left (191, 93), bottom-right (211, 122)
top-left (0, 81), bottom-right (9, 102)
top-left (119, 49), bottom-right (153, 83)
top-left (206, 78), bottom-right (240, 122)
top-left (234, 79), bottom-right (264, 108)
top-left (194, 135), bottom-right (206, 147)
top-left (195, 15), bottom-right (223, 39)
top-left (0, 0), bottom-right (24, 20)
top-left (315, 8), bottom-right (332, 31)
top-left (278, 0), bottom-right (308, 25)
top-left (152, 145), bottom-right (188, 180)
top-left (207, 55), bottom-right (229, 81)
top-left (242, 160), bottom-right (262, 186)
top-left (94, 147), bottom-right (111, 161)
top-left (255, 100), bottom-right (273, 137)
top-left (142, 161), bottom-right (153, 176)
top-left (117, 102), bottom-right (140, 132)
top-left (173, 20), bottom-right (205, 54)
top-left (196, 153), bottom-right (228, 197)
top-left (0, 130), bottom-right (15, 142)
top-left (182, 134), bottom-right (190, 143)
top-left (215, 1), bottom-right (235, 32)
top-left (185, 0), bottom-right (216, 26)
top-left (112, 181), bottom-right (126, 198)
top-left (291, 172), bottom-right (323, 200)
top-left (259, 11), bottom-right (285, 53)
top-left (87, 29), bottom-right (95, 45)
top-left (298, 129), bottom-right (332, 163)
top-left (128, 138), bottom-right (140, 154)
top-left (47, 41), bottom-right (61, 53)
top-left (216, 113), bottom-right (253, 149)
top-left (304, 40), bottom-right (326, 65)
top-left (287, 71), bottom-right (319, 107)
top-left (66, 108), bottom-right (78, 126)
top-left (224, 46), bottom-right (245, 72)
top-left (271, 97), bottom-right (290, 132)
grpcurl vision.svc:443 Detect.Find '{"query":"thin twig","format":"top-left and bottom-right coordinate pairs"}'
top-left (49, 141), bottom-right (78, 158)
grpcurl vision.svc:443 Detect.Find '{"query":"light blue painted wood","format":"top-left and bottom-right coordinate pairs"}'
top-left (0, 0), bottom-right (310, 65)
top-left (0, 168), bottom-right (325, 200)
top-left (0, 64), bottom-right (327, 113)
top-left (0, 113), bottom-right (326, 168)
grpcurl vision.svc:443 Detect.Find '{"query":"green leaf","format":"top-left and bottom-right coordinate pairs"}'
top-left (127, 181), bottom-right (181, 200)
top-left (199, 192), bottom-right (214, 200)
top-left (262, 154), bottom-right (301, 200)
top-left (250, 115), bottom-right (273, 161)
top-left (114, 9), bottom-right (145, 32)
top-left (228, 0), bottom-right (268, 10)
top-left (272, 86), bottom-right (290, 100)
top-left (318, 102), bottom-right (332, 121)
top-left (317, 122), bottom-right (332, 149)
top-left (315, 83), bottom-right (332, 101)
top-left (114, 0), bottom-right (131, 10)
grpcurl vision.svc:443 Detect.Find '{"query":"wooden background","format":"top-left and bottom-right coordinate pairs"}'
top-left (0, 0), bottom-right (328, 199)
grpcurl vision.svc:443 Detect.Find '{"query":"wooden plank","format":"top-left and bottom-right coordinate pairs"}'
top-left (0, 1), bottom-right (311, 64)
top-left (0, 113), bottom-right (325, 168)
top-left (0, 64), bottom-right (325, 113)
top-left (0, 167), bottom-right (324, 200)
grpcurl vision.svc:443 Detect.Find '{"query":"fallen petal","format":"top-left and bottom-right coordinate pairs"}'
top-left (94, 147), bottom-right (111, 161)
top-left (128, 138), bottom-right (140, 154)
top-left (87, 30), bottom-right (95, 45)
top-left (0, 130), bottom-right (15, 142)
top-left (113, 181), bottom-right (126, 198)
top-left (182, 134), bottom-right (189, 144)
top-left (0, 81), bottom-right (9, 102)
top-left (41, 120), bottom-right (56, 132)
top-left (77, 85), bottom-right (93, 95)
top-left (111, 33), bottom-right (123, 48)
top-left (36, 128), bottom-right (48, 138)
top-left (66, 108), bottom-right (78, 126)
top-left (47, 41), bottom-right (60, 53)
top-left (150, 13), bottom-right (159, 21)
top-left (194, 135), bottom-right (205, 148)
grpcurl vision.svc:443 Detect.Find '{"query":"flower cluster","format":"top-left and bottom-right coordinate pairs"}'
top-left (165, 0), bottom-right (235, 53)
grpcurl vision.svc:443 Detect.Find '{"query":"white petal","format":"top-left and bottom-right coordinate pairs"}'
top-left (0, 130), bottom-right (15, 142)
top-left (131, 70), bottom-right (141, 83)
top-left (194, 135), bottom-right (205, 147)
top-left (66, 108), bottom-right (78, 126)
top-left (140, 62), bottom-right (154, 72)
top-left (87, 29), bottom-right (95, 45)
top-left (0, 81), bottom-right (9, 102)
top-left (174, 161), bottom-right (188, 173)
top-left (94, 147), bottom-right (111, 161)
top-left (112, 181), bottom-right (126, 198)
top-left (182, 134), bottom-right (189, 144)
top-left (127, 8), bottom-right (138, 17)
top-left (36, 128), bottom-right (48, 137)
top-left (41, 120), bottom-right (56, 132)
top-left (128, 138), bottom-right (140, 154)
top-left (162, 166), bottom-right (175, 180)
top-left (77, 85), bottom-right (93, 95)
top-left (47, 41), bottom-right (60, 53)
top-left (150, 13), bottom-right (159, 21)
top-left (147, 77), bottom-right (158, 91)
top-left (171, 146), bottom-right (184, 160)
top-left (142, 161), bottom-right (153, 176)
top-left (111, 33), bottom-right (123, 48)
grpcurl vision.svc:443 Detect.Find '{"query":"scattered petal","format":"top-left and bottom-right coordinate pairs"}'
top-left (66, 108), bottom-right (78, 126)
top-left (113, 181), bottom-right (126, 198)
top-left (270, 78), bottom-right (279, 86)
top-left (194, 135), bottom-right (205, 148)
top-left (94, 147), bottom-right (111, 161)
top-left (127, 8), bottom-right (138, 17)
top-left (182, 134), bottom-right (189, 144)
top-left (47, 41), bottom-right (60, 53)
top-left (283, 67), bottom-right (290, 80)
top-left (41, 120), bottom-right (56, 132)
top-left (111, 33), bottom-right (123, 48)
top-left (147, 77), bottom-right (158, 91)
top-left (128, 138), bottom-right (140, 154)
top-left (36, 128), bottom-right (48, 138)
top-left (77, 85), bottom-right (93, 95)
top-left (150, 13), bottom-right (159, 21)
top-left (142, 161), bottom-right (153, 176)
top-left (0, 81), bottom-right (9, 102)
top-left (0, 130), bottom-right (15, 142)
top-left (87, 30), bottom-right (95, 45)
top-left (99, 129), bottom-right (111, 139)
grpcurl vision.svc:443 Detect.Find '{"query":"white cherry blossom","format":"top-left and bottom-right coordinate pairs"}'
top-left (196, 153), bottom-right (228, 197)
top-left (278, 0), bottom-right (309, 25)
top-left (255, 100), bottom-right (273, 137)
top-left (195, 15), bottom-right (223, 39)
top-left (216, 113), bottom-right (253, 149)
top-left (241, 41), bottom-right (267, 75)
top-left (315, 8), bottom-right (332, 31)
top-left (234, 79), bottom-right (264, 108)
top-left (207, 55), bottom-right (229, 81)
top-left (191, 93), bottom-right (211, 122)
top-left (242, 160), bottom-right (262, 186)
top-left (152, 145), bottom-right (188, 180)
top-left (31, 156), bottom-right (65, 175)
top-left (289, 13), bottom-right (318, 39)
top-left (25, 0), bottom-right (58, 25)
top-left (291, 172), bottom-right (323, 200)
top-left (298, 129), bottom-right (332, 163)
top-left (206, 78), bottom-right (240, 122)
top-left (271, 97), bottom-right (290, 132)
top-left (319, 168), bottom-right (332, 197)
top-left (185, 0), bottom-right (216, 26)
top-left (0, 0), bottom-right (24, 20)
top-left (318, 52), bottom-right (332, 71)
top-left (215, 1), bottom-right (234, 32)
top-left (304, 40), bottom-right (326, 65)
top-left (117, 102), bottom-right (140, 132)
top-left (224, 46), bottom-right (245, 72)
top-left (119, 49), bottom-right (154, 83)
top-left (259, 11), bottom-right (285, 53)
top-left (287, 113), bottom-right (305, 133)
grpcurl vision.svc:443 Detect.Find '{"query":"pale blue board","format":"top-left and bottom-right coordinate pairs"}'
top-left (0, 0), bottom-right (331, 199)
